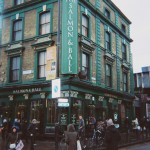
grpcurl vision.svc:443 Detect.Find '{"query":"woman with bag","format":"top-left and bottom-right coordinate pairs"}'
top-left (7, 126), bottom-right (23, 150)
top-left (64, 124), bottom-right (78, 150)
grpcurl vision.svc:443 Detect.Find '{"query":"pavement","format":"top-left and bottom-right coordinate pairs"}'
top-left (0, 132), bottom-right (150, 150)
top-left (23, 140), bottom-right (55, 150)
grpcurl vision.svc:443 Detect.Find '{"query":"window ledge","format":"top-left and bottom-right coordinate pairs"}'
top-left (80, 36), bottom-right (95, 54)
top-left (122, 61), bottom-right (130, 71)
top-left (104, 52), bottom-right (115, 63)
top-left (5, 42), bottom-right (25, 55)
top-left (31, 34), bottom-right (54, 49)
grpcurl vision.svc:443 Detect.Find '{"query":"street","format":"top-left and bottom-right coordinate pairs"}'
top-left (119, 142), bottom-right (150, 150)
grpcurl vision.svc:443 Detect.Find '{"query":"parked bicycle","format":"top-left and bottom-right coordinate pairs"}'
top-left (86, 128), bottom-right (104, 149)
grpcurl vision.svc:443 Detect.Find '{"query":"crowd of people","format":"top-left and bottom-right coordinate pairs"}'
top-left (61, 115), bottom-right (150, 150)
top-left (0, 118), bottom-right (39, 150)
top-left (60, 115), bottom-right (121, 150)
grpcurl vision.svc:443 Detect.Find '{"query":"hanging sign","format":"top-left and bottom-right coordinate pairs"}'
top-left (61, 0), bottom-right (78, 74)
top-left (52, 78), bottom-right (61, 98)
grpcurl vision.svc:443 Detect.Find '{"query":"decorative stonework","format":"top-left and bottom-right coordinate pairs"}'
top-left (40, 93), bottom-right (46, 99)
top-left (23, 94), bottom-right (29, 100)
top-left (85, 94), bottom-right (92, 100)
top-left (118, 100), bottom-right (122, 104)
top-left (109, 98), bottom-right (114, 103)
top-left (98, 96), bottom-right (104, 101)
top-left (8, 95), bottom-right (13, 101)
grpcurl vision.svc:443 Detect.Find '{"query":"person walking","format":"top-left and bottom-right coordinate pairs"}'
top-left (64, 124), bottom-right (78, 150)
top-left (104, 118), bottom-right (121, 150)
top-left (78, 115), bottom-right (85, 139)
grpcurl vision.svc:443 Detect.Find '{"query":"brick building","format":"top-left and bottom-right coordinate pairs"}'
top-left (0, 0), bottom-right (134, 134)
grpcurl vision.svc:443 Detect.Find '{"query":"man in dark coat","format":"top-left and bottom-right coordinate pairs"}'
top-left (104, 119), bottom-right (121, 150)
top-left (27, 119), bottom-right (39, 150)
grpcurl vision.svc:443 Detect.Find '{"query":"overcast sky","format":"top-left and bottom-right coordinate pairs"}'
top-left (111, 0), bottom-right (150, 73)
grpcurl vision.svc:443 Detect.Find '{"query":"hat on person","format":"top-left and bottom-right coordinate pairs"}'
top-left (12, 126), bottom-right (18, 130)
top-left (3, 119), bottom-right (7, 123)
top-left (107, 119), bottom-right (114, 127)
top-left (32, 119), bottom-right (37, 124)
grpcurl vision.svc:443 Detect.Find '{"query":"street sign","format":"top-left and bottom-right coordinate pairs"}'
top-left (58, 102), bottom-right (69, 107)
top-left (58, 98), bottom-right (68, 103)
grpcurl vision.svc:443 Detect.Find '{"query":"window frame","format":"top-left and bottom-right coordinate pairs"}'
top-left (121, 24), bottom-right (126, 33)
top-left (36, 5), bottom-right (53, 36)
top-left (123, 72), bottom-right (128, 92)
top-left (9, 56), bottom-right (21, 83)
top-left (105, 31), bottom-right (111, 51)
top-left (122, 43), bottom-right (127, 61)
top-left (81, 52), bottom-right (90, 80)
top-left (14, 0), bottom-right (24, 5)
top-left (82, 14), bottom-right (89, 37)
top-left (39, 11), bottom-right (50, 35)
top-left (106, 64), bottom-right (112, 87)
top-left (104, 8), bottom-right (110, 19)
top-left (37, 51), bottom-right (47, 79)
top-left (12, 19), bottom-right (23, 41)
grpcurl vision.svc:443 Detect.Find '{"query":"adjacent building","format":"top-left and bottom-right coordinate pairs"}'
top-left (134, 66), bottom-right (150, 119)
top-left (0, 0), bottom-right (134, 134)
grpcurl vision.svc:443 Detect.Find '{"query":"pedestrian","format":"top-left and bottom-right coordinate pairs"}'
top-left (89, 115), bottom-right (96, 137)
top-left (132, 117), bottom-right (139, 139)
top-left (1, 119), bottom-right (9, 150)
top-left (64, 124), bottom-right (78, 150)
top-left (124, 116), bottom-right (130, 142)
top-left (1, 119), bottom-right (9, 141)
top-left (78, 115), bottom-right (85, 139)
top-left (104, 118), bottom-right (121, 150)
top-left (27, 118), bottom-right (39, 149)
top-left (13, 118), bottom-right (21, 132)
top-left (7, 126), bottom-right (20, 150)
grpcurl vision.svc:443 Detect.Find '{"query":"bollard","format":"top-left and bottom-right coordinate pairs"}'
top-left (30, 133), bottom-right (34, 150)
top-left (55, 123), bottom-right (59, 150)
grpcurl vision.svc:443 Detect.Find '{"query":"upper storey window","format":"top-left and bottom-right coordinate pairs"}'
top-left (121, 24), bottom-right (126, 33)
top-left (122, 44), bottom-right (127, 61)
top-left (39, 11), bottom-right (50, 35)
top-left (104, 9), bottom-right (110, 19)
top-left (82, 52), bottom-right (90, 80)
top-left (105, 31), bottom-right (111, 51)
top-left (13, 19), bottom-right (22, 41)
top-left (14, 0), bottom-right (24, 5)
top-left (38, 51), bottom-right (46, 78)
top-left (10, 56), bottom-right (20, 82)
top-left (106, 64), bottom-right (112, 87)
top-left (82, 14), bottom-right (89, 37)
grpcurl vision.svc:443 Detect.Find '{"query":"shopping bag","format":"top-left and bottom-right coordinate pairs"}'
top-left (59, 138), bottom-right (68, 150)
top-left (16, 140), bottom-right (24, 150)
top-left (9, 143), bottom-right (16, 149)
top-left (77, 140), bottom-right (82, 150)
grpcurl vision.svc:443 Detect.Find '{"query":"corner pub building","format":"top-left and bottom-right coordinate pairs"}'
top-left (0, 0), bottom-right (134, 135)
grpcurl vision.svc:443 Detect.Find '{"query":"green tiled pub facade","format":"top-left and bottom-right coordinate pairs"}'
top-left (0, 0), bottom-right (134, 134)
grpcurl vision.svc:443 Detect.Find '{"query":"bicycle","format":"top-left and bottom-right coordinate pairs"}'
top-left (86, 129), bottom-right (104, 149)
